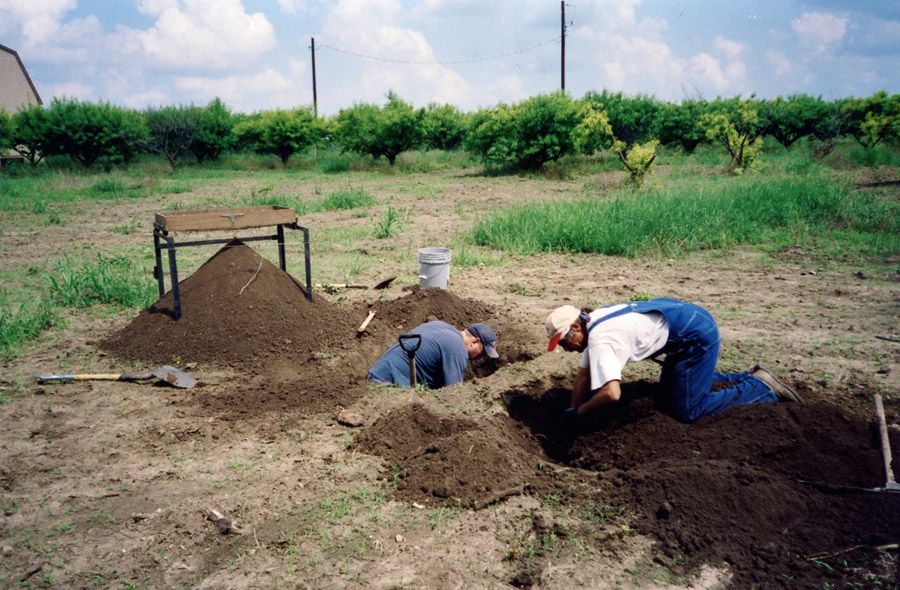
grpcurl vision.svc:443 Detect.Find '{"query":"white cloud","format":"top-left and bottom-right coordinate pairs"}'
top-left (0, 0), bottom-right (76, 44)
top-left (119, 0), bottom-right (277, 69)
top-left (277, 0), bottom-right (310, 15)
top-left (767, 51), bottom-right (794, 76)
top-left (176, 67), bottom-right (307, 112)
top-left (712, 36), bottom-right (745, 60)
top-left (791, 12), bottom-right (848, 53)
top-left (43, 81), bottom-right (93, 101)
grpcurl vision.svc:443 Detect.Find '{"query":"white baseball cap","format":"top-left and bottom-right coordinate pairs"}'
top-left (545, 305), bottom-right (581, 351)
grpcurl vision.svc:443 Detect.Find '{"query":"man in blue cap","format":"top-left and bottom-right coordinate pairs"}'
top-left (368, 321), bottom-right (499, 389)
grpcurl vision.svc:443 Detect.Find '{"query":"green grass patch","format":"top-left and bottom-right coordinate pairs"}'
top-left (0, 291), bottom-right (59, 357)
top-left (319, 188), bottom-right (375, 211)
top-left (471, 174), bottom-right (900, 259)
top-left (47, 254), bottom-right (157, 309)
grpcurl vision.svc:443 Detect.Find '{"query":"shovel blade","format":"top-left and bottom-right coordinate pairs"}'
top-left (151, 365), bottom-right (197, 389)
top-left (373, 276), bottom-right (397, 290)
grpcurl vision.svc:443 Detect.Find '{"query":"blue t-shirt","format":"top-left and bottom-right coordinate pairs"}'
top-left (367, 321), bottom-right (469, 388)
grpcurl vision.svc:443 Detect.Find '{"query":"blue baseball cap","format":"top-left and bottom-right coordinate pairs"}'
top-left (468, 323), bottom-right (499, 359)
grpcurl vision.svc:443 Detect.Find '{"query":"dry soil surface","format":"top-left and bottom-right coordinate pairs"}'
top-left (1, 168), bottom-right (898, 589)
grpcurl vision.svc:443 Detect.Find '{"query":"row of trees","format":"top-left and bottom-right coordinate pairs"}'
top-left (1, 91), bottom-right (897, 178)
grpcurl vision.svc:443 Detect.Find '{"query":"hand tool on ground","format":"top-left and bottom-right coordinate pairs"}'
top-left (357, 310), bottom-right (376, 333)
top-left (874, 393), bottom-right (900, 492)
top-left (37, 365), bottom-right (197, 389)
top-left (314, 276), bottom-right (396, 291)
top-left (398, 333), bottom-right (422, 387)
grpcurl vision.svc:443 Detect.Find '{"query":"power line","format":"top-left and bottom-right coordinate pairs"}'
top-left (316, 38), bottom-right (559, 66)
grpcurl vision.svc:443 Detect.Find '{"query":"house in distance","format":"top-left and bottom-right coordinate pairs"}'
top-left (0, 43), bottom-right (41, 113)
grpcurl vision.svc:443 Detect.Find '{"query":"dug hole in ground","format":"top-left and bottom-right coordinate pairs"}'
top-left (3, 213), bottom-right (899, 588)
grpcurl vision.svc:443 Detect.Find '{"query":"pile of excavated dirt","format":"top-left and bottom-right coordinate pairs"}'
top-left (504, 380), bottom-right (900, 588)
top-left (101, 240), bottom-right (353, 367)
top-left (354, 403), bottom-right (547, 508)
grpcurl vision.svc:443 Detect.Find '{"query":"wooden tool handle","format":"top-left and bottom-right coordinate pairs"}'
top-left (38, 373), bottom-right (122, 383)
top-left (874, 394), bottom-right (896, 485)
top-left (357, 310), bottom-right (376, 333)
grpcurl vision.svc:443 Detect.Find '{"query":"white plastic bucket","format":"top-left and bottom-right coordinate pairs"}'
top-left (418, 247), bottom-right (451, 289)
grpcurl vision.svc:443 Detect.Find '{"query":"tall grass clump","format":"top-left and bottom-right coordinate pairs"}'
top-left (0, 292), bottom-right (59, 357)
top-left (471, 174), bottom-right (899, 258)
top-left (319, 188), bottom-right (375, 211)
top-left (48, 254), bottom-right (157, 309)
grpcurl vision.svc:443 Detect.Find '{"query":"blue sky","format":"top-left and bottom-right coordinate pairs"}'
top-left (1, 0), bottom-right (897, 115)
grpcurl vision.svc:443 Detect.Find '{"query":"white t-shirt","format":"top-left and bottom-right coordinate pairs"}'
top-left (579, 305), bottom-right (669, 391)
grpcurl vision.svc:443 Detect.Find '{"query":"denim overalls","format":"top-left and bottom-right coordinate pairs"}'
top-left (587, 298), bottom-right (776, 422)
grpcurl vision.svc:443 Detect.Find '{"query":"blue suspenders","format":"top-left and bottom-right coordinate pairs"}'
top-left (585, 303), bottom-right (639, 334)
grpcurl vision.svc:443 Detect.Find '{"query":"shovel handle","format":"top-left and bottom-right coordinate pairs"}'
top-left (37, 373), bottom-right (152, 384)
top-left (875, 394), bottom-right (896, 486)
top-left (398, 334), bottom-right (422, 387)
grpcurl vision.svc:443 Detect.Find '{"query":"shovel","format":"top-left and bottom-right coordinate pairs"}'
top-left (37, 365), bottom-right (198, 389)
top-left (314, 277), bottom-right (397, 291)
top-left (398, 333), bottom-right (422, 387)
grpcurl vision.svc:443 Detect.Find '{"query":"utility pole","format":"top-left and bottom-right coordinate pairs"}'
top-left (310, 37), bottom-right (318, 117)
top-left (560, 1), bottom-right (566, 91)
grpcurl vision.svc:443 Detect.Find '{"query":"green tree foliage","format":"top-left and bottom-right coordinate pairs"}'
top-left (191, 98), bottom-right (234, 162)
top-left (10, 105), bottom-right (50, 165)
top-left (656, 100), bottom-right (706, 152)
top-left (808, 99), bottom-right (847, 158)
top-left (336, 92), bottom-right (424, 165)
top-left (572, 103), bottom-right (614, 154)
top-left (613, 139), bottom-right (659, 188)
top-left (574, 103), bottom-right (658, 187)
top-left (421, 103), bottom-right (466, 150)
top-left (465, 92), bottom-right (582, 171)
top-left (582, 90), bottom-right (660, 146)
top-left (258, 108), bottom-right (317, 165)
top-left (232, 113), bottom-right (265, 153)
top-left (842, 91), bottom-right (900, 149)
top-left (761, 94), bottom-right (828, 149)
top-left (42, 99), bottom-right (147, 168)
top-left (145, 105), bottom-right (202, 169)
top-left (700, 97), bottom-right (765, 174)
top-left (0, 109), bottom-right (11, 152)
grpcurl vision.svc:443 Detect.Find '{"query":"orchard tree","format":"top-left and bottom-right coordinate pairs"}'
top-left (699, 97), bottom-right (765, 174)
top-left (9, 105), bottom-right (49, 165)
top-left (145, 105), bottom-right (202, 169)
top-left (232, 114), bottom-right (265, 153)
top-left (43, 99), bottom-right (147, 168)
top-left (808, 99), bottom-right (847, 158)
top-left (761, 95), bottom-right (827, 149)
top-left (191, 98), bottom-right (234, 162)
top-left (574, 103), bottom-right (658, 187)
top-left (465, 92), bottom-right (582, 171)
top-left (582, 90), bottom-right (660, 146)
top-left (257, 108), bottom-right (317, 165)
top-left (656, 100), bottom-right (706, 153)
top-left (843, 91), bottom-right (899, 149)
top-left (336, 92), bottom-right (424, 165)
top-left (421, 103), bottom-right (466, 151)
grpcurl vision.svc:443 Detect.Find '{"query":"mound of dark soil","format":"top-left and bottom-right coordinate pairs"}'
top-left (355, 403), bottom-right (543, 508)
top-left (101, 240), bottom-right (353, 366)
top-left (505, 382), bottom-right (900, 588)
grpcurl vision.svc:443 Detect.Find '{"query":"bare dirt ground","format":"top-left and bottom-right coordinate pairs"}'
top-left (1, 165), bottom-right (899, 589)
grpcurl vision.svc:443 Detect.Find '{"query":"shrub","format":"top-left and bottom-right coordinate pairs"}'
top-left (336, 92), bottom-right (424, 165)
top-left (42, 99), bottom-right (148, 168)
top-left (465, 92), bottom-right (582, 171)
top-left (190, 98), bottom-right (234, 163)
top-left (145, 105), bottom-right (203, 169)
top-left (10, 104), bottom-right (50, 165)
